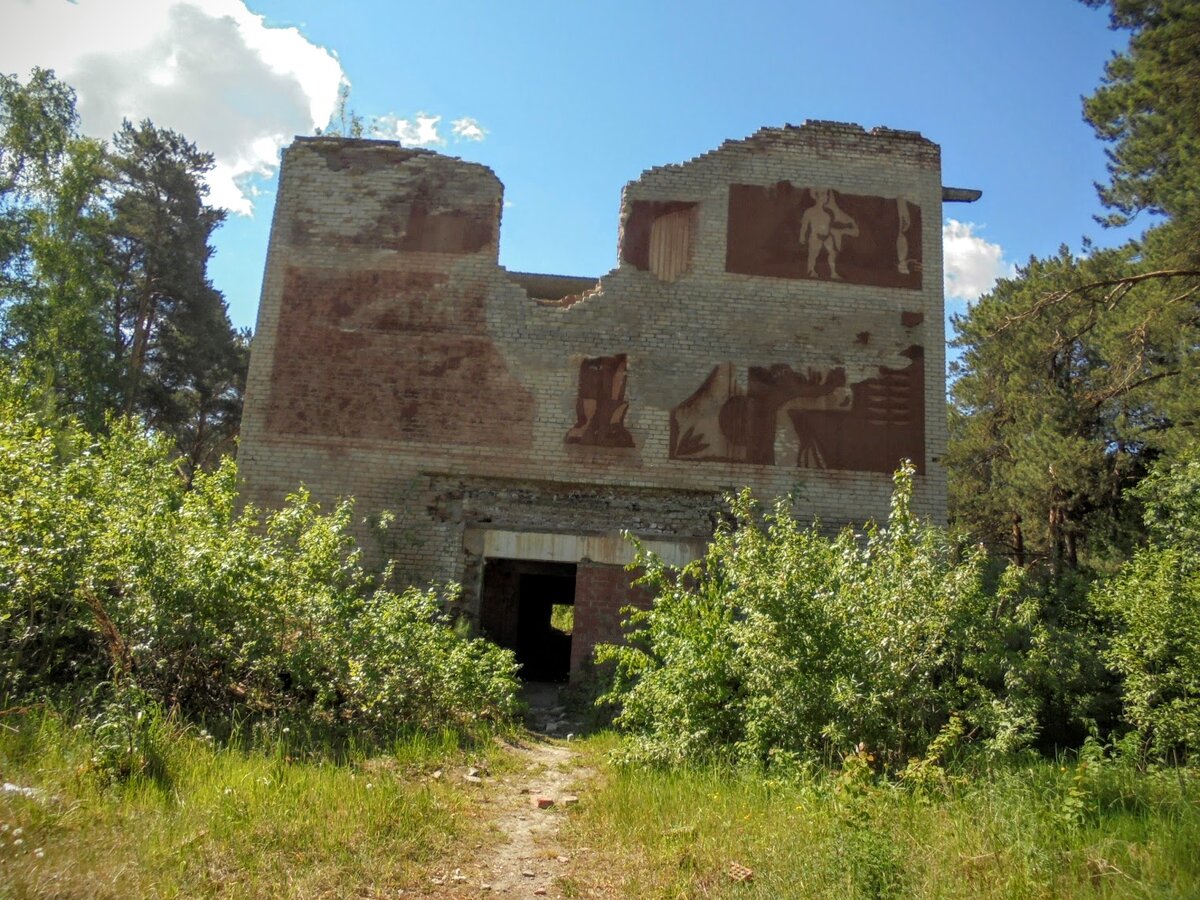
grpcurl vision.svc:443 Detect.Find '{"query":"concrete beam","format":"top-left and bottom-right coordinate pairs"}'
top-left (467, 527), bottom-right (705, 569)
top-left (942, 187), bottom-right (983, 203)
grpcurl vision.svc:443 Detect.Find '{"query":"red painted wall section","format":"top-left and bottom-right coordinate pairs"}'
top-left (258, 140), bottom-right (535, 449)
top-left (266, 266), bottom-right (535, 446)
top-left (726, 183), bottom-right (923, 289)
top-left (571, 562), bottom-right (654, 674)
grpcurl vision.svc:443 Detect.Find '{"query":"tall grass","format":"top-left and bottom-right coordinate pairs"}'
top-left (0, 710), bottom-right (508, 897)
top-left (560, 735), bottom-right (1200, 898)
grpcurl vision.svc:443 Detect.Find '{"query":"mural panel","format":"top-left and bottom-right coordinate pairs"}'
top-left (787, 347), bottom-right (925, 473)
top-left (725, 183), bottom-right (922, 289)
top-left (669, 347), bottom-right (924, 473)
top-left (266, 266), bottom-right (534, 446)
top-left (566, 355), bottom-right (635, 448)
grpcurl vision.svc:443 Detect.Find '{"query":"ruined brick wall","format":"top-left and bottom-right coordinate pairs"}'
top-left (572, 563), bottom-right (654, 674)
top-left (240, 124), bottom-right (948, 644)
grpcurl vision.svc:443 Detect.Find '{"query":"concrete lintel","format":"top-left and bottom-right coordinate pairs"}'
top-left (470, 528), bottom-right (704, 569)
top-left (942, 186), bottom-right (982, 203)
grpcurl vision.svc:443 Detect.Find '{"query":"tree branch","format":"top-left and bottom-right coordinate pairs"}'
top-left (991, 268), bottom-right (1200, 336)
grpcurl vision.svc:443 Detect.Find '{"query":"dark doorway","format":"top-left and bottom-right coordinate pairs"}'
top-left (479, 559), bottom-right (576, 682)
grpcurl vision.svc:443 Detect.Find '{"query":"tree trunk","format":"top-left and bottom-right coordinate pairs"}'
top-left (1048, 500), bottom-right (1064, 577)
top-left (123, 279), bottom-right (156, 414)
top-left (1011, 513), bottom-right (1026, 567)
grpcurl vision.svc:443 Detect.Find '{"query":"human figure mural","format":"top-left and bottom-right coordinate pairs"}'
top-left (798, 188), bottom-right (860, 280)
top-left (668, 348), bottom-right (925, 473)
top-left (670, 363), bottom-right (853, 465)
top-left (725, 182), bottom-right (923, 289)
top-left (558, 337), bottom-right (924, 474)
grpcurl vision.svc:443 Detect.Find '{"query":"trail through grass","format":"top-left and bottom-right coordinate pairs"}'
top-left (4, 712), bottom-right (1200, 898)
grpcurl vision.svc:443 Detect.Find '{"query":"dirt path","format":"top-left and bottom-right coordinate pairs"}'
top-left (422, 685), bottom-right (598, 898)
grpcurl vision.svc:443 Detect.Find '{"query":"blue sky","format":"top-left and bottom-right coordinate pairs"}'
top-left (5, 0), bottom-right (1134, 341)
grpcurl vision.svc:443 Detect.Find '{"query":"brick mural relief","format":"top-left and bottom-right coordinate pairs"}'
top-left (566, 354), bottom-right (635, 448)
top-left (265, 266), bottom-right (534, 446)
top-left (725, 183), bottom-right (922, 289)
top-left (670, 362), bottom-right (851, 465)
top-left (669, 346), bottom-right (924, 473)
top-left (786, 346), bottom-right (925, 474)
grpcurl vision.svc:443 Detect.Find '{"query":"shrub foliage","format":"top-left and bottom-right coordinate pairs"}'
top-left (599, 464), bottom-right (1037, 767)
top-left (602, 454), bottom-right (1200, 768)
top-left (1095, 451), bottom-right (1200, 758)
top-left (0, 375), bottom-right (520, 737)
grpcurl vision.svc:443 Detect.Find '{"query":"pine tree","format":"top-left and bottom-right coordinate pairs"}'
top-left (948, 3), bottom-right (1200, 565)
top-left (949, 245), bottom-right (1199, 568)
top-left (1083, 0), bottom-right (1200, 266)
top-left (0, 70), bottom-right (246, 472)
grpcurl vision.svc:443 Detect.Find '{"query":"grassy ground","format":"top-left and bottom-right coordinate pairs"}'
top-left (0, 710), bottom-right (513, 898)
top-left (558, 734), bottom-right (1200, 898)
top-left (5, 713), bottom-right (1199, 898)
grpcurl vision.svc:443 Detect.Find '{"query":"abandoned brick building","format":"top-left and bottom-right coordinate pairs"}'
top-left (239, 121), bottom-right (975, 681)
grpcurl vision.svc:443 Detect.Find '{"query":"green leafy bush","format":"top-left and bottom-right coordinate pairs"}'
top-left (599, 464), bottom-right (1035, 767)
top-left (997, 567), bottom-right (1119, 752)
top-left (0, 372), bottom-right (521, 738)
top-left (1095, 452), bottom-right (1200, 760)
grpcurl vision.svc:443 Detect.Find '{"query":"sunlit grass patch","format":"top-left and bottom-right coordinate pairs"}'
top-left (0, 710), bottom-right (508, 897)
top-left (559, 734), bottom-right (1200, 898)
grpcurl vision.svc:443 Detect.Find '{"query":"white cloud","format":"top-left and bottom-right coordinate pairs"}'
top-left (942, 219), bottom-right (1015, 305)
top-left (1, 0), bottom-right (344, 215)
top-left (451, 117), bottom-right (487, 142)
top-left (373, 113), bottom-right (445, 147)
top-left (370, 113), bottom-right (490, 147)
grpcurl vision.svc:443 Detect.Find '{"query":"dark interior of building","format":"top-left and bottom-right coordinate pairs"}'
top-left (478, 559), bottom-right (576, 682)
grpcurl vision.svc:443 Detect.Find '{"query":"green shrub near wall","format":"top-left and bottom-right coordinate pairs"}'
top-left (599, 463), bottom-right (1039, 768)
top-left (0, 371), bottom-right (521, 741)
